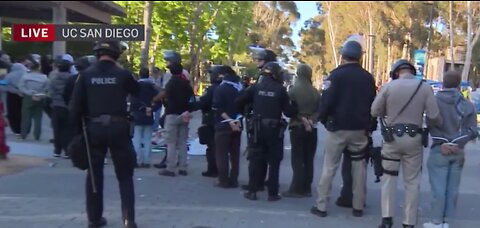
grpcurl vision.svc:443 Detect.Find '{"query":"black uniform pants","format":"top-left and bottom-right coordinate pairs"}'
top-left (339, 149), bottom-right (353, 202)
top-left (288, 126), bottom-right (317, 194)
top-left (215, 129), bottom-right (241, 184)
top-left (85, 121), bottom-right (136, 223)
top-left (6, 92), bottom-right (22, 134)
top-left (51, 106), bottom-right (72, 155)
top-left (205, 125), bottom-right (217, 173)
top-left (248, 125), bottom-right (283, 196)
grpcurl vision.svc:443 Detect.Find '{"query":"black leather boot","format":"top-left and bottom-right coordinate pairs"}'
top-left (378, 217), bottom-right (393, 228)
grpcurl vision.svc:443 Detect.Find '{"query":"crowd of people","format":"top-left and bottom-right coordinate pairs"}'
top-left (0, 37), bottom-right (478, 228)
top-left (0, 52), bottom-right (95, 160)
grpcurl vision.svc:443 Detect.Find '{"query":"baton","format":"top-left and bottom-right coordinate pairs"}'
top-left (82, 118), bottom-right (97, 194)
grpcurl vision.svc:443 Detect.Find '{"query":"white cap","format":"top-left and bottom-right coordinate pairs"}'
top-left (343, 34), bottom-right (366, 52)
top-left (62, 54), bottom-right (74, 63)
top-left (30, 54), bottom-right (41, 64)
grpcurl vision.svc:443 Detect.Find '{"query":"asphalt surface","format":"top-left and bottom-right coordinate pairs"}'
top-left (1, 112), bottom-right (480, 228)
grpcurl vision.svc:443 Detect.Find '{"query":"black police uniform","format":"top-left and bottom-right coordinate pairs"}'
top-left (236, 65), bottom-right (297, 200)
top-left (194, 67), bottom-right (222, 177)
top-left (240, 50), bottom-right (277, 192)
top-left (70, 58), bottom-right (139, 227)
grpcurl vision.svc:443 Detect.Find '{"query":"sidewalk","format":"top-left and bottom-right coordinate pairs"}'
top-left (1, 113), bottom-right (480, 228)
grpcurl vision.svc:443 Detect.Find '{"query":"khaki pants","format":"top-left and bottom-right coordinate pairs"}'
top-left (381, 134), bottom-right (423, 226)
top-left (316, 130), bottom-right (368, 211)
top-left (165, 114), bottom-right (189, 172)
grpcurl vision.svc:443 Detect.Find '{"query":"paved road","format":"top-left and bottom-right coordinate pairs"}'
top-left (1, 112), bottom-right (480, 228)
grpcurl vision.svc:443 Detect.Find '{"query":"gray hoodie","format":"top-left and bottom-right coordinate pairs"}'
top-left (428, 88), bottom-right (478, 148)
top-left (18, 71), bottom-right (48, 96)
top-left (48, 71), bottom-right (71, 108)
top-left (4, 63), bottom-right (28, 94)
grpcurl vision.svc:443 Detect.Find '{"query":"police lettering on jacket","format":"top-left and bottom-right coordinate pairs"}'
top-left (91, 77), bottom-right (117, 85)
top-left (258, 90), bottom-right (275, 97)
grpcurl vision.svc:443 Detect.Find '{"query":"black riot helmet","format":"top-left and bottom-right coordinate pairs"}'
top-left (75, 55), bottom-right (97, 72)
top-left (390, 59), bottom-right (416, 80)
top-left (254, 49), bottom-right (277, 68)
top-left (163, 50), bottom-right (181, 66)
top-left (340, 40), bottom-right (363, 61)
top-left (208, 65), bottom-right (224, 84)
top-left (261, 62), bottom-right (283, 81)
top-left (93, 41), bottom-right (122, 60)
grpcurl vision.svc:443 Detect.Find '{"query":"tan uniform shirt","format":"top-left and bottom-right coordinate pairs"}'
top-left (371, 75), bottom-right (442, 127)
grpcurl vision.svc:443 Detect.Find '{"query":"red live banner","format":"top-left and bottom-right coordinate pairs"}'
top-left (13, 24), bottom-right (56, 42)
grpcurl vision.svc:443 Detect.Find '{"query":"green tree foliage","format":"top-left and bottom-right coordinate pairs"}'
top-left (249, 1), bottom-right (300, 61)
top-left (296, 1), bottom-right (480, 84)
top-left (112, 1), bottom-right (255, 83)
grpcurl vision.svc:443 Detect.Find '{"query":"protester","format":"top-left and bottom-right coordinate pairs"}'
top-left (130, 67), bottom-right (159, 168)
top-left (423, 71), bottom-right (478, 228)
top-left (150, 66), bottom-right (163, 132)
top-left (158, 62), bottom-right (195, 177)
top-left (212, 65), bottom-right (243, 188)
top-left (0, 97), bottom-right (9, 160)
top-left (18, 54), bottom-right (48, 140)
top-left (4, 58), bottom-right (29, 136)
top-left (284, 64), bottom-right (320, 198)
top-left (49, 54), bottom-right (75, 158)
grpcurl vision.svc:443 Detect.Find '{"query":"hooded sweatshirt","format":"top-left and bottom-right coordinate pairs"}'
top-left (5, 63), bottom-right (28, 94)
top-left (213, 73), bottom-right (242, 130)
top-left (48, 71), bottom-right (72, 108)
top-left (428, 88), bottom-right (478, 148)
top-left (18, 71), bottom-right (48, 96)
top-left (288, 64), bottom-right (320, 127)
top-left (129, 78), bottom-right (159, 125)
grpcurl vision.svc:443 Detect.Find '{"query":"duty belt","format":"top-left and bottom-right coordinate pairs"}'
top-left (88, 115), bottom-right (129, 125)
top-left (261, 118), bottom-right (281, 127)
top-left (385, 124), bottom-right (423, 137)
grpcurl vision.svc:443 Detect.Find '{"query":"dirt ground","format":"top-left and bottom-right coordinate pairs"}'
top-left (0, 155), bottom-right (47, 176)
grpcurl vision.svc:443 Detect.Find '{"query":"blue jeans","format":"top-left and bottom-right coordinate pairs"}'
top-left (152, 107), bottom-right (162, 132)
top-left (427, 145), bottom-right (465, 224)
top-left (132, 125), bottom-right (153, 164)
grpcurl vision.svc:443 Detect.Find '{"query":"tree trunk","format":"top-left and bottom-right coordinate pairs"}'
top-left (140, 1), bottom-right (153, 69)
top-left (188, 2), bottom-right (205, 85)
top-left (375, 56), bottom-right (381, 83)
top-left (326, 2), bottom-right (338, 67)
top-left (462, 1), bottom-right (474, 81)
top-left (189, 2), bottom-right (222, 85)
top-left (449, 1), bottom-right (455, 70)
top-left (150, 33), bottom-right (160, 67)
top-left (368, 9), bottom-right (375, 74)
top-left (463, 26), bottom-right (480, 81)
top-left (387, 33), bottom-right (392, 72)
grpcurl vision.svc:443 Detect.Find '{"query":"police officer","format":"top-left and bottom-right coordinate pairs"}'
top-left (311, 40), bottom-right (376, 218)
top-left (69, 41), bottom-right (139, 228)
top-left (236, 62), bottom-right (297, 201)
top-left (253, 49), bottom-right (277, 83)
top-left (372, 60), bottom-right (441, 228)
top-left (194, 65), bottom-right (224, 177)
top-left (240, 49), bottom-right (278, 192)
top-left (63, 55), bottom-right (96, 106)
